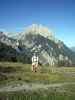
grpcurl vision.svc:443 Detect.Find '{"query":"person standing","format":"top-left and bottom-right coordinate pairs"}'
top-left (31, 53), bottom-right (38, 72)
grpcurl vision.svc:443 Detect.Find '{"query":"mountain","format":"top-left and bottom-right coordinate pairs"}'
top-left (16, 24), bottom-right (75, 66)
top-left (0, 31), bottom-right (31, 63)
top-left (71, 47), bottom-right (75, 52)
top-left (0, 32), bottom-right (19, 61)
top-left (0, 31), bottom-right (17, 48)
top-left (0, 42), bottom-right (17, 61)
top-left (0, 24), bottom-right (75, 66)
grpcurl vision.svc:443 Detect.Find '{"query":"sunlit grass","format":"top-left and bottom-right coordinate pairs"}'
top-left (0, 62), bottom-right (75, 99)
top-left (0, 84), bottom-right (75, 100)
top-left (0, 62), bottom-right (75, 85)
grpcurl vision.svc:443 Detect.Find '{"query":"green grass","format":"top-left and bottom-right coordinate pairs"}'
top-left (0, 85), bottom-right (75, 100)
top-left (0, 62), bottom-right (75, 100)
top-left (0, 62), bottom-right (75, 85)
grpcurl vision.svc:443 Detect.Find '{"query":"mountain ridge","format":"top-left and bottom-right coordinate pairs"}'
top-left (0, 24), bottom-right (75, 66)
top-left (16, 24), bottom-right (75, 66)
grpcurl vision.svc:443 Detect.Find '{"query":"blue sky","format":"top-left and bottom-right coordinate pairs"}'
top-left (0, 0), bottom-right (75, 47)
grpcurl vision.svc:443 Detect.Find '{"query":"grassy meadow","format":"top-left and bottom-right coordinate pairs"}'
top-left (0, 62), bottom-right (75, 100)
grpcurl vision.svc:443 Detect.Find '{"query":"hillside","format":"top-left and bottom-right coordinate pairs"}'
top-left (71, 47), bottom-right (75, 52)
top-left (0, 24), bottom-right (75, 66)
top-left (0, 31), bottom-right (31, 63)
top-left (0, 42), bottom-right (18, 61)
top-left (17, 24), bottom-right (75, 66)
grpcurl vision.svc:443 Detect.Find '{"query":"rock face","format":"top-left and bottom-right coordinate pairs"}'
top-left (0, 31), bottom-right (18, 49)
top-left (16, 24), bottom-right (75, 66)
top-left (18, 24), bottom-right (53, 40)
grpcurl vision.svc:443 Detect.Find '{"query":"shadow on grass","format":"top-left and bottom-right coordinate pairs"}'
top-left (0, 66), bottom-right (17, 73)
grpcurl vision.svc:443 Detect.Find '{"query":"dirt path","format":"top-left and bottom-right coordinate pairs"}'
top-left (0, 82), bottom-right (75, 92)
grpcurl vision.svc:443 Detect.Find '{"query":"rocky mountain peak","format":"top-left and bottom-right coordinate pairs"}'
top-left (18, 24), bottom-right (53, 40)
top-left (25, 24), bottom-right (53, 38)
